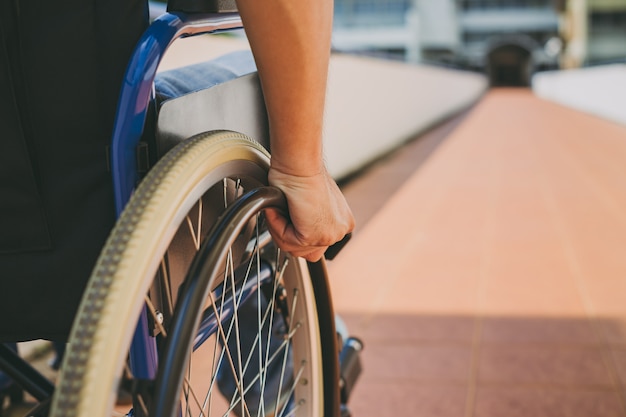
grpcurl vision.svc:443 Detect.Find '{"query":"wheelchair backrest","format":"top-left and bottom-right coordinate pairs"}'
top-left (155, 51), bottom-right (270, 157)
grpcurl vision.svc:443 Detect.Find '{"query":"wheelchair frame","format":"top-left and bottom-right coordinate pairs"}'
top-left (111, 11), bottom-right (245, 383)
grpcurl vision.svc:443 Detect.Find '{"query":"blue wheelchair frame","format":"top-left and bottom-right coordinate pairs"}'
top-left (109, 11), bottom-right (245, 381)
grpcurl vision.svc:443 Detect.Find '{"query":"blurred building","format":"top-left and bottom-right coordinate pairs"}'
top-left (448, 0), bottom-right (561, 86)
top-left (558, 0), bottom-right (626, 68)
top-left (332, 0), bottom-right (420, 61)
top-left (332, 0), bottom-right (626, 85)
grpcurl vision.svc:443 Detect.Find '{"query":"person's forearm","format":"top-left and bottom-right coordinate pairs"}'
top-left (236, 0), bottom-right (333, 177)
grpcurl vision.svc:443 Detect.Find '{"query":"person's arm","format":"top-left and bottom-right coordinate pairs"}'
top-left (236, 0), bottom-right (354, 261)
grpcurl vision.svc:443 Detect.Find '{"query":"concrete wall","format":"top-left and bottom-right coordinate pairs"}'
top-left (324, 54), bottom-right (487, 179)
top-left (532, 64), bottom-right (626, 127)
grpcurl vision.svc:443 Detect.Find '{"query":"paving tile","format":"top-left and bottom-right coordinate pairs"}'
top-left (481, 317), bottom-right (601, 346)
top-left (582, 280), bottom-right (626, 317)
top-left (479, 267), bottom-right (588, 317)
top-left (328, 227), bottom-right (484, 316)
top-left (348, 382), bottom-right (467, 417)
top-left (600, 318), bottom-right (626, 347)
top-left (361, 343), bottom-right (472, 383)
top-left (608, 349), bottom-right (626, 389)
top-left (355, 314), bottom-right (476, 344)
top-left (473, 386), bottom-right (625, 417)
top-left (477, 345), bottom-right (613, 387)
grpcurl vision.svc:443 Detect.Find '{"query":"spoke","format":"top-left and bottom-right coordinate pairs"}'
top-left (277, 361), bottom-right (306, 417)
top-left (185, 216), bottom-right (199, 251)
top-left (222, 177), bottom-right (248, 414)
top-left (225, 297), bottom-right (303, 414)
top-left (225, 177), bottom-right (247, 416)
top-left (255, 217), bottom-right (266, 417)
top-left (231, 293), bottom-right (274, 394)
top-left (221, 178), bottom-right (247, 414)
top-left (204, 335), bottom-right (221, 416)
top-left (227, 238), bottom-right (247, 417)
top-left (123, 362), bottom-right (134, 380)
top-left (185, 354), bottom-right (193, 417)
top-left (281, 396), bottom-right (304, 417)
top-left (223, 178), bottom-right (229, 209)
top-left (272, 266), bottom-right (295, 414)
top-left (183, 376), bottom-right (210, 417)
top-left (190, 178), bottom-right (245, 416)
top-left (145, 295), bottom-right (167, 338)
top-left (242, 230), bottom-right (271, 260)
top-left (136, 392), bottom-right (149, 417)
top-left (200, 252), bottom-right (262, 415)
top-left (159, 258), bottom-right (174, 319)
top-left (225, 254), bottom-right (290, 416)
top-left (215, 229), bottom-right (271, 415)
top-left (223, 326), bottom-right (299, 416)
top-left (185, 199), bottom-right (203, 251)
top-left (197, 198), bottom-right (203, 247)
top-left (258, 258), bottom-right (287, 416)
top-left (207, 290), bottom-right (253, 417)
top-left (235, 178), bottom-right (242, 199)
top-left (117, 364), bottom-right (136, 417)
top-left (203, 269), bottom-right (233, 415)
top-left (198, 236), bottom-right (266, 416)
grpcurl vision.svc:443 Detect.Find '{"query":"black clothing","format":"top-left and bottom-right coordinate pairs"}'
top-left (0, 0), bottom-right (148, 341)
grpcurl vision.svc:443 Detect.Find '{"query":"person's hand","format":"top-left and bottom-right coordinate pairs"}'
top-left (264, 165), bottom-right (355, 262)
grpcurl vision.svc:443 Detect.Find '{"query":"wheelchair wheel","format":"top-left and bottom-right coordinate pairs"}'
top-left (49, 131), bottom-right (339, 417)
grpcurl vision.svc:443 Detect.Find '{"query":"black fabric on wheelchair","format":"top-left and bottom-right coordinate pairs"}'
top-left (0, 0), bottom-right (261, 340)
top-left (1, 38), bottom-right (260, 341)
top-left (0, 0), bottom-right (148, 342)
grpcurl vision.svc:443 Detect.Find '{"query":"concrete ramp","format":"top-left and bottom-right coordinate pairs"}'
top-left (532, 64), bottom-right (626, 127)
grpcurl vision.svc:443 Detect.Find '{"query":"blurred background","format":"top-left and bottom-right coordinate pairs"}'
top-left (331, 0), bottom-right (625, 83)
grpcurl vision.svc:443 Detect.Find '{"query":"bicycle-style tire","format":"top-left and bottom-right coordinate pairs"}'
top-left (49, 131), bottom-right (339, 417)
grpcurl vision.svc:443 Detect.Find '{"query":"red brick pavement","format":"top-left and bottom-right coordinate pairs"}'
top-left (331, 88), bottom-right (626, 417)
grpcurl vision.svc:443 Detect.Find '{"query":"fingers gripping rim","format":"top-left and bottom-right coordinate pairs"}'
top-left (50, 131), bottom-right (270, 417)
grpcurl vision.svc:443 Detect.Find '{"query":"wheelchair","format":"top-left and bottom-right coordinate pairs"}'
top-left (0, 1), bottom-right (362, 416)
